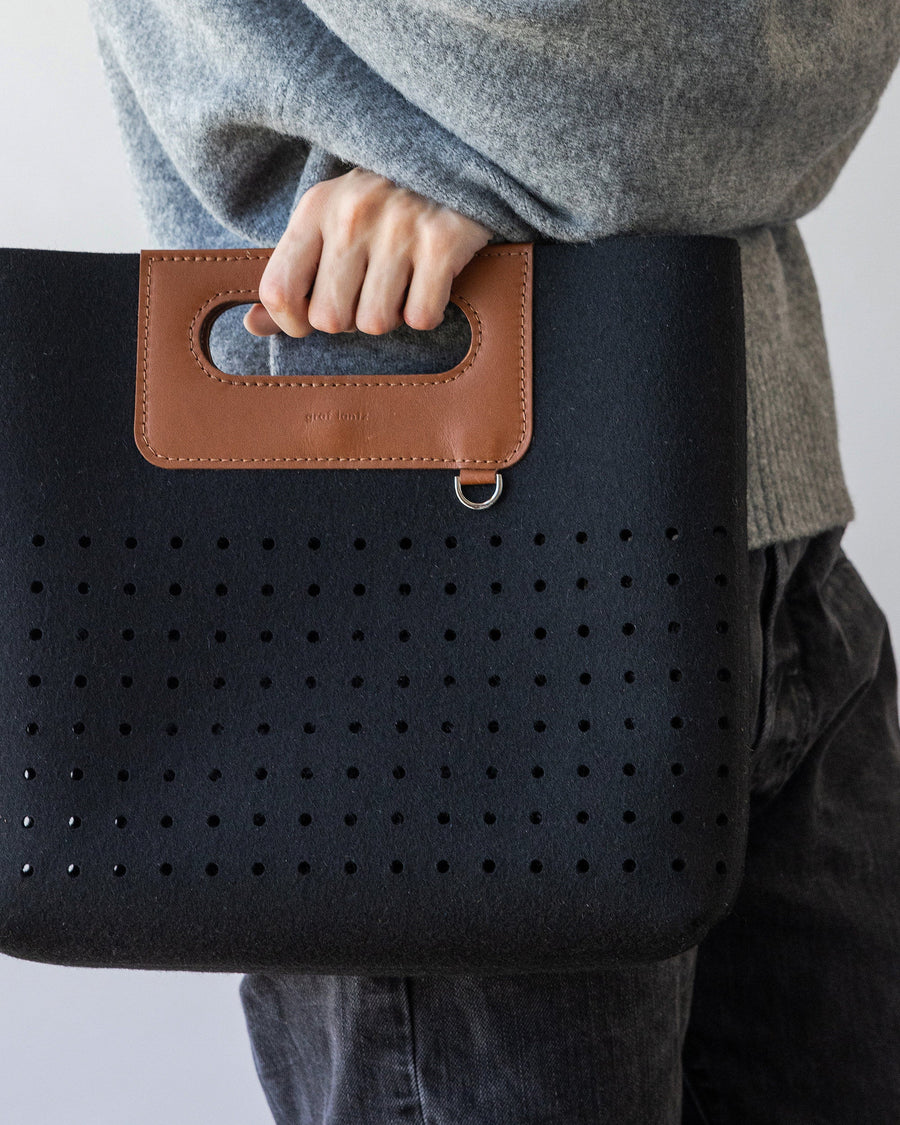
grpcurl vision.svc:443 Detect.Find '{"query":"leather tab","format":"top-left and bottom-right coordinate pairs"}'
top-left (135, 245), bottom-right (533, 471)
top-left (458, 468), bottom-right (499, 486)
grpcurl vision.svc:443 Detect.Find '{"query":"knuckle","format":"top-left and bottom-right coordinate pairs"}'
top-left (308, 304), bottom-right (349, 334)
top-left (405, 305), bottom-right (444, 331)
top-left (420, 216), bottom-right (461, 253)
top-left (294, 180), bottom-right (326, 213)
top-left (257, 274), bottom-right (288, 315)
top-left (420, 218), bottom-right (454, 248)
top-left (356, 313), bottom-right (393, 336)
top-left (334, 195), bottom-right (381, 244)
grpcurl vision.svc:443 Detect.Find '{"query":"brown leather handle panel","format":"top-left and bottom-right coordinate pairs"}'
top-left (135, 244), bottom-right (533, 470)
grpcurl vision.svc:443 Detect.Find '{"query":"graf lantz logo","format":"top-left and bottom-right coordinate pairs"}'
top-left (304, 410), bottom-right (370, 424)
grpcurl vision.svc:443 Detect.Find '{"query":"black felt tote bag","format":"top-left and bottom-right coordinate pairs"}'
top-left (0, 235), bottom-right (751, 974)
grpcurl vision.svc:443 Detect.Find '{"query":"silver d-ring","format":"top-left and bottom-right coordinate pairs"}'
top-left (454, 472), bottom-right (503, 510)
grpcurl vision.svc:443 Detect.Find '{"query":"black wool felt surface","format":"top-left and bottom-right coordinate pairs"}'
top-left (0, 236), bottom-right (750, 974)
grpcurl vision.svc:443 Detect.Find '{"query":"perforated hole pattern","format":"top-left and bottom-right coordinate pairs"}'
top-left (7, 518), bottom-right (747, 962)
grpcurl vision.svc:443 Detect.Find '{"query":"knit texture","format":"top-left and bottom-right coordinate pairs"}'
top-left (88, 0), bottom-right (899, 549)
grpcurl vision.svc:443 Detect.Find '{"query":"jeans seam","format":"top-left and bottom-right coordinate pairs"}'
top-left (682, 1071), bottom-right (714, 1125)
top-left (404, 977), bottom-right (429, 1125)
top-left (751, 543), bottom-right (780, 751)
top-left (790, 663), bottom-right (816, 755)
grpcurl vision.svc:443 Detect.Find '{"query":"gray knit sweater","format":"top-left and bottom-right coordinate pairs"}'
top-left (88, 0), bottom-right (899, 550)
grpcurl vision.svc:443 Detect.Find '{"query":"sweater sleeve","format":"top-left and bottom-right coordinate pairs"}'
top-left (88, 0), bottom-right (899, 244)
top-left (299, 0), bottom-right (900, 235)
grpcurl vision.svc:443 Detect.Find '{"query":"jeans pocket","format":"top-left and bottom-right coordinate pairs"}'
top-left (793, 551), bottom-right (889, 754)
top-left (747, 527), bottom-right (883, 806)
top-left (747, 530), bottom-right (840, 803)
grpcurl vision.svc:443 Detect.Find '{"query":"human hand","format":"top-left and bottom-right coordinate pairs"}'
top-left (243, 167), bottom-right (494, 338)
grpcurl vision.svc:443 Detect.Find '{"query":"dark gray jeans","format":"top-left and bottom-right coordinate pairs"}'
top-left (238, 524), bottom-right (900, 1123)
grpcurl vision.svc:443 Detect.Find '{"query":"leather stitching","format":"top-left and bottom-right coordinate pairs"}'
top-left (139, 250), bottom-right (530, 466)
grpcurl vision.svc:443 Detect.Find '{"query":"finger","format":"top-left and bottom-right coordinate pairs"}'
top-left (403, 256), bottom-right (455, 331)
top-left (257, 225), bottom-right (322, 338)
top-left (243, 302), bottom-right (281, 336)
top-left (306, 237), bottom-right (369, 334)
top-left (354, 250), bottom-right (413, 335)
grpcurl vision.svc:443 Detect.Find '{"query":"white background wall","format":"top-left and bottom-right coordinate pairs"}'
top-left (0, 4), bottom-right (898, 1123)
